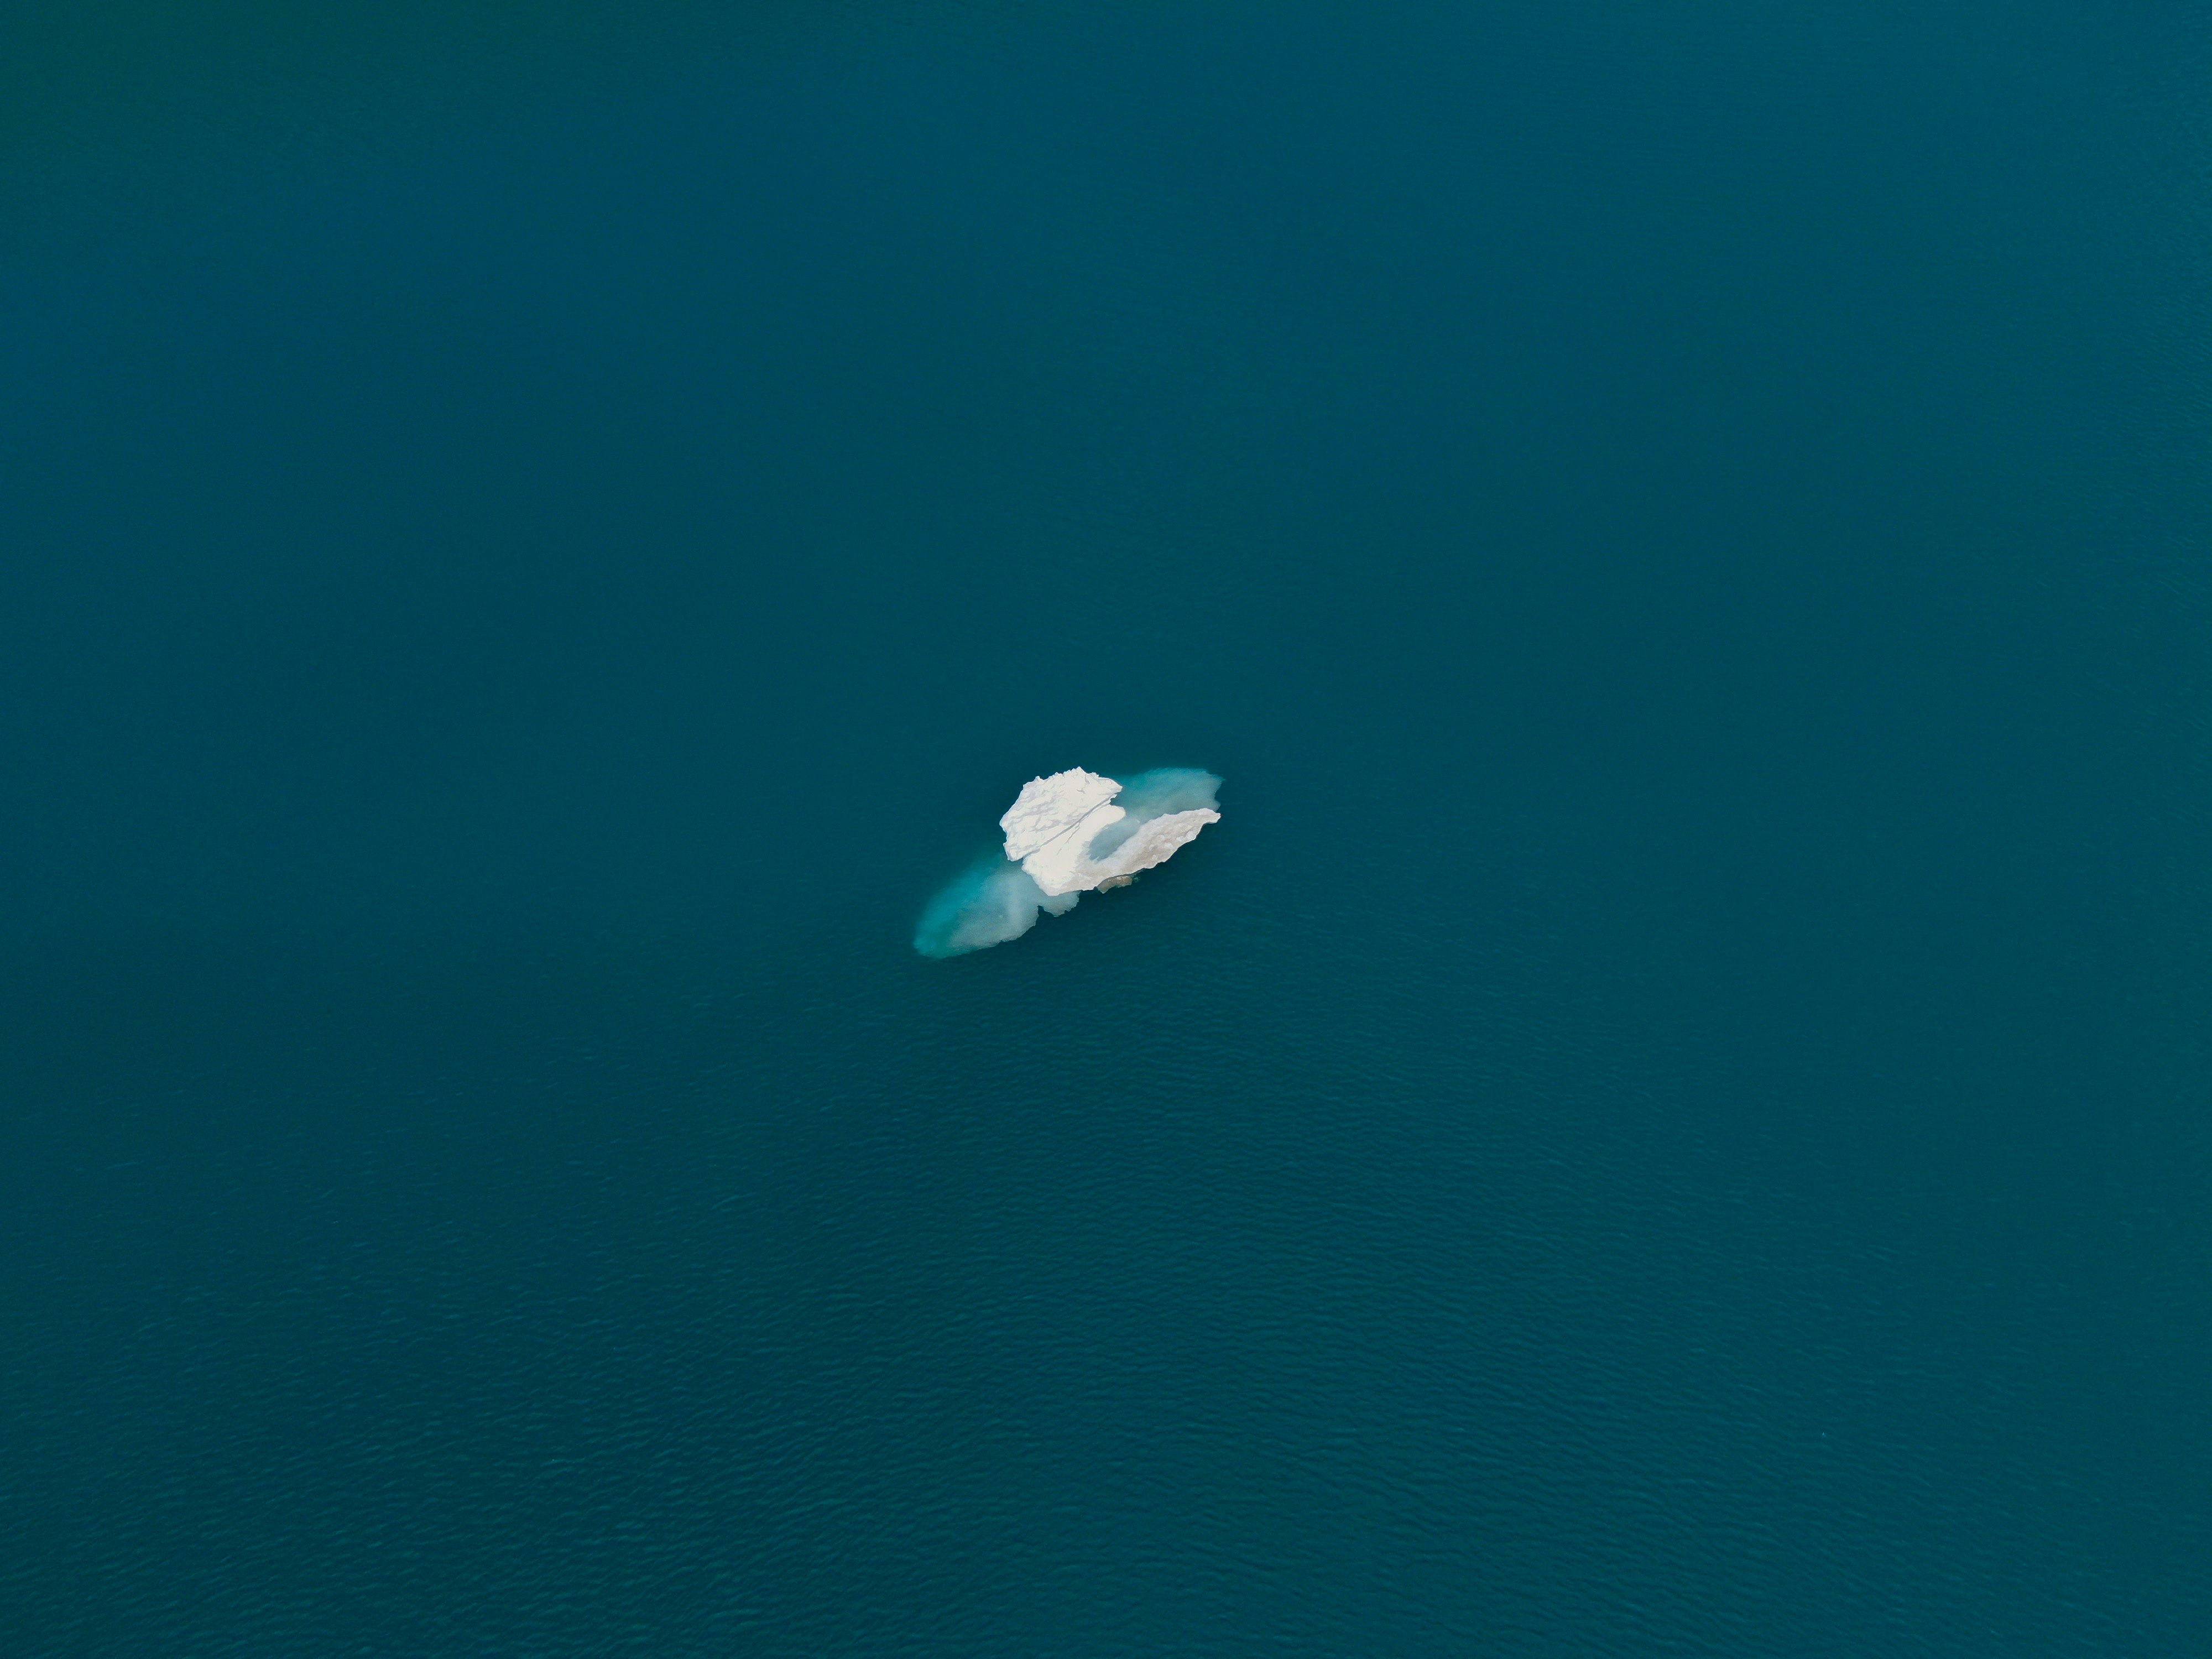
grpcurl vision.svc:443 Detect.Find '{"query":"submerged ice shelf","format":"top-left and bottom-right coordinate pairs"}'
top-left (915, 767), bottom-right (1223, 957)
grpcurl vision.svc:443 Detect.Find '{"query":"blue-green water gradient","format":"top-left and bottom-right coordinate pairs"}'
top-left (3, 2), bottom-right (2208, 1651)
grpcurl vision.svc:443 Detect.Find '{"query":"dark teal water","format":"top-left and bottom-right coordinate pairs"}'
top-left (4, 2), bottom-right (2209, 1651)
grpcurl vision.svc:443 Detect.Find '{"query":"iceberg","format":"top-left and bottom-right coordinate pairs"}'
top-left (1000, 768), bottom-right (1222, 897)
top-left (914, 767), bottom-right (1223, 957)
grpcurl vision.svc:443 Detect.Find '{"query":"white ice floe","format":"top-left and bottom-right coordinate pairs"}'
top-left (999, 768), bottom-right (1222, 898)
top-left (913, 766), bottom-right (1223, 956)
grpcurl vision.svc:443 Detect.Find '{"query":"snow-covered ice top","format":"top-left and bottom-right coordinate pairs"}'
top-left (914, 766), bottom-right (1224, 957)
top-left (999, 768), bottom-right (1222, 898)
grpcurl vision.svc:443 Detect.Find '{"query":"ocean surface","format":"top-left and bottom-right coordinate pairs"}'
top-left (3, 2), bottom-right (2208, 1652)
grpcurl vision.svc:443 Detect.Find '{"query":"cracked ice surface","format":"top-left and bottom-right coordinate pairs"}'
top-left (914, 766), bottom-right (1223, 957)
top-left (999, 768), bottom-right (1222, 898)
